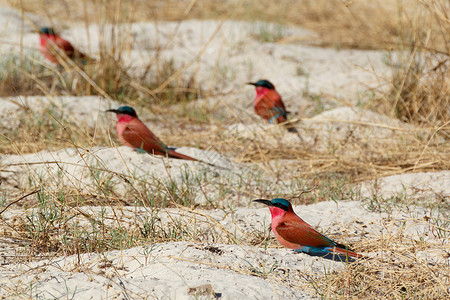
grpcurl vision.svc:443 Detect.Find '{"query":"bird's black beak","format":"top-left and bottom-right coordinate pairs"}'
top-left (247, 82), bottom-right (257, 86)
top-left (106, 109), bottom-right (120, 114)
top-left (253, 199), bottom-right (273, 206)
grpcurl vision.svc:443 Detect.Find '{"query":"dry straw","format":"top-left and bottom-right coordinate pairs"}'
top-left (0, 0), bottom-right (448, 298)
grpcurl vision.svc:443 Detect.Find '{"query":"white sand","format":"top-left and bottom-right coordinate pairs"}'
top-left (0, 96), bottom-right (115, 129)
top-left (1, 196), bottom-right (447, 299)
top-left (360, 171), bottom-right (450, 199)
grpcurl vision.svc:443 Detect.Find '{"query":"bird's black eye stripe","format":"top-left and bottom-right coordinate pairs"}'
top-left (262, 82), bottom-right (274, 89)
top-left (273, 202), bottom-right (288, 210)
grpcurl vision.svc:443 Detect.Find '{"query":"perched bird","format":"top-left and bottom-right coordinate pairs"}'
top-left (254, 198), bottom-right (362, 261)
top-left (38, 27), bottom-right (90, 64)
top-left (247, 79), bottom-right (297, 133)
top-left (107, 106), bottom-right (197, 161)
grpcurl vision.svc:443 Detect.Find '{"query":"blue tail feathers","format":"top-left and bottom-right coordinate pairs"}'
top-left (295, 246), bottom-right (356, 263)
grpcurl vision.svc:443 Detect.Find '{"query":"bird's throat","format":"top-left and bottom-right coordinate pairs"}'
top-left (40, 34), bottom-right (55, 46)
top-left (255, 87), bottom-right (270, 98)
top-left (269, 206), bottom-right (286, 219)
top-left (116, 114), bottom-right (134, 123)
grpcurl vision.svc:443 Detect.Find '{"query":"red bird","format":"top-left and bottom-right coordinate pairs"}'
top-left (107, 106), bottom-right (197, 161)
top-left (254, 198), bottom-right (362, 261)
top-left (39, 27), bottom-right (90, 64)
top-left (248, 79), bottom-right (297, 132)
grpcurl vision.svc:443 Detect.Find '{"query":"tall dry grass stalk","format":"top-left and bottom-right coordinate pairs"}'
top-left (4, 0), bottom-right (426, 49)
top-left (2, 0), bottom-right (200, 104)
top-left (0, 0), bottom-right (447, 174)
top-left (387, 1), bottom-right (449, 132)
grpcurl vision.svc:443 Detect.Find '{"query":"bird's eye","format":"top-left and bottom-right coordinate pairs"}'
top-left (273, 203), bottom-right (288, 210)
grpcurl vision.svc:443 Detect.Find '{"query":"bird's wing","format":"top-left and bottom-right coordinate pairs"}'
top-left (55, 37), bottom-right (89, 61)
top-left (268, 90), bottom-right (287, 112)
top-left (271, 106), bottom-right (287, 117)
top-left (275, 219), bottom-right (336, 248)
top-left (122, 120), bottom-right (168, 154)
top-left (254, 99), bottom-right (273, 120)
top-left (255, 96), bottom-right (287, 122)
top-left (267, 90), bottom-right (288, 122)
top-left (54, 37), bottom-right (75, 56)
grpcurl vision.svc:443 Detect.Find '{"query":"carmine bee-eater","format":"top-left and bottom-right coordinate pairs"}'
top-left (254, 198), bottom-right (362, 261)
top-left (107, 106), bottom-right (197, 161)
top-left (38, 27), bottom-right (91, 64)
top-left (247, 79), bottom-right (298, 133)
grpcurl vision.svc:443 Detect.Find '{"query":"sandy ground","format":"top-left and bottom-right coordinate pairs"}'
top-left (0, 5), bottom-right (448, 299)
top-left (1, 196), bottom-right (447, 299)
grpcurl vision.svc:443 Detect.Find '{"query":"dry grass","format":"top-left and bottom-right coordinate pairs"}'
top-left (0, 102), bottom-right (109, 154)
top-left (388, 51), bottom-right (449, 130)
top-left (0, 34), bottom-right (199, 103)
top-left (0, 0), bottom-right (449, 299)
top-left (7, 0), bottom-right (443, 50)
top-left (9, 191), bottom-right (234, 255)
top-left (312, 245), bottom-right (449, 298)
top-left (160, 116), bottom-right (449, 183)
top-left (378, 0), bottom-right (450, 135)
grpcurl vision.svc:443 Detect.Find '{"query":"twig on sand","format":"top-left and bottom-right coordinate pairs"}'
top-left (0, 189), bottom-right (40, 215)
